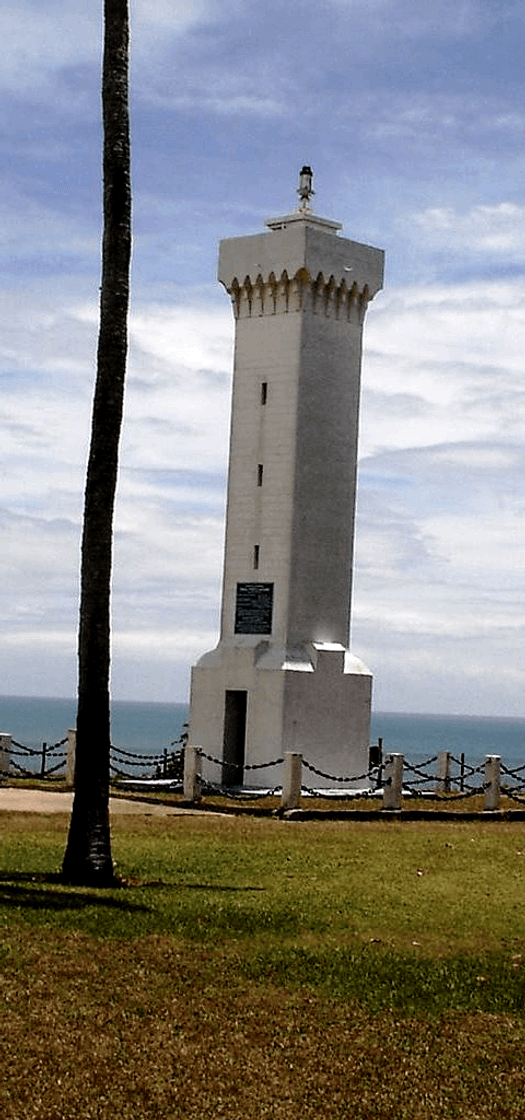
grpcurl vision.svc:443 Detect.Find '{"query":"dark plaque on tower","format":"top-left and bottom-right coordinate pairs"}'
top-left (234, 583), bottom-right (273, 634)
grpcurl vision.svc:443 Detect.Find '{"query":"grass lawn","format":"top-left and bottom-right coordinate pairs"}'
top-left (1, 808), bottom-right (525, 1118)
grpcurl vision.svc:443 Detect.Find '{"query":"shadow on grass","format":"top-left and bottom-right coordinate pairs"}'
top-left (0, 871), bottom-right (308, 941)
top-left (0, 870), bottom-right (151, 913)
top-left (0, 870), bottom-right (265, 915)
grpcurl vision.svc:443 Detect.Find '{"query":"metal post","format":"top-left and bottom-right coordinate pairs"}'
top-left (460, 752), bottom-right (465, 792)
top-left (66, 729), bottom-right (76, 789)
top-left (183, 745), bottom-right (202, 802)
top-left (436, 750), bottom-right (451, 795)
top-left (281, 752), bottom-right (302, 811)
top-left (383, 753), bottom-right (403, 811)
top-left (163, 747), bottom-right (168, 779)
top-left (40, 742), bottom-right (47, 779)
top-left (0, 734), bottom-right (11, 782)
top-left (484, 755), bottom-right (501, 812)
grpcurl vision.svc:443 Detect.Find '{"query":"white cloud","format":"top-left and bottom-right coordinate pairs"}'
top-left (0, 3), bottom-right (99, 93)
top-left (0, 199), bottom-right (98, 260)
top-left (361, 279), bottom-right (525, 456)
top-left (141, 90), bottom-right (284, 116)
top-left (134, 0), bottom-right (222, 33)
top-left (406, 203), bottom-right (525, 260)
top-left (0, 281), bottom-right (235, 698)
top-left (421, 511), bottom-right (525, 581)
top-left (345, 271), bottom-right (525, 713)
top-left (0, 0), bottom-right (223, 94)
top-left (129, 304), bottom-right (232, 381)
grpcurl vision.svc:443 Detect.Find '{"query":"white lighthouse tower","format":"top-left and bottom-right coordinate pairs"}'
top-left (188, 169), bottom-right (384, 788)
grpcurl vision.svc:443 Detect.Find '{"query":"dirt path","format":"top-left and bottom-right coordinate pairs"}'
top-left (0, 788), bottom-right (208, 816)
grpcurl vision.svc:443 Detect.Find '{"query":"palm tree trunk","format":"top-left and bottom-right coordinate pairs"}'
top-left (62, 0), bottom-right (131, 885)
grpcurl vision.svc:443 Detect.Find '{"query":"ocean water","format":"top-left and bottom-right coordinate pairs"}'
top-left (0, 696), bottom-right (188, 756)
top-left (2, 696), bottom-right (525, 772)
top-left (370, 711), bottom-right (525, 769)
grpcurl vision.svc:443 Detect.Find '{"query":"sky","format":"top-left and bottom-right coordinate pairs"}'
top-left (2, 0), bottom-right (525, 716)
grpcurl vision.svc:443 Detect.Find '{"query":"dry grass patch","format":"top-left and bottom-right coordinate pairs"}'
top-left (2, 810), bottom-right (525, 1117)
top-left (3, 927), bottom-right (525, 1120)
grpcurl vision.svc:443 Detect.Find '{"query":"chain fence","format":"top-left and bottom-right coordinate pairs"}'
top-left (3, 733), bottom-right (525, 811)
top-left (185, 746), bottom-right (525, 811)
top-left (7, 737), bottom-right (68, 780)
top-left (1, 734), bottom-right (186, 783)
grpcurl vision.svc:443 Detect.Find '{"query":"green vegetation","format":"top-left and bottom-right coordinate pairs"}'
top-left (2, 810), bottom-right (525, 1118)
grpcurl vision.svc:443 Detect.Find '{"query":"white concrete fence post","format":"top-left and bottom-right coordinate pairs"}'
top-left (436, 750), bottom-right (451, 795)
top-left (281, 752), bottom-right (303, 811)
top-left (383, 753), bottom-right (403, 810)
top-left (184, 745), bottom-right (202, 802)
top-left (66, 728), bottom-right (76, 789)
top-left (0, 733), bottom-right (11, 781)
top-left (484, 755), bottom-right (501, 812)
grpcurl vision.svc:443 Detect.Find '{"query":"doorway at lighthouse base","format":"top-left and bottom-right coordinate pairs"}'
top-left (188, 641), bottom-right (372, 791)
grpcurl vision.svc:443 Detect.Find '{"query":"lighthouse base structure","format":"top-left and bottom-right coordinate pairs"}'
top-left (189, 642), bottom-right (372, 791)
top-left (187, 177), bottom-right (383, 795)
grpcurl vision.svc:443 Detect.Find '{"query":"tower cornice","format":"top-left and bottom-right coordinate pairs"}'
top-left (218, 221), bottom-right (384, 306)
top-left (229, 268), bottom-right (370, 323)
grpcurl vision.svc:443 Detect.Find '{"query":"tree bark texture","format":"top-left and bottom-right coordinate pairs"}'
top-left (62, 0), bottom-right (131, 885)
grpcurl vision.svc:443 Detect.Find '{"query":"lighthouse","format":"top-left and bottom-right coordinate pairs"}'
top-left (188, 169), bottom-right (384, 788)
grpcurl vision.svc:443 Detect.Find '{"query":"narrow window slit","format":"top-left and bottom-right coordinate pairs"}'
top-left (261, 381), bottom-right (268, 405)
top-left (253, 544), bottom-right (260, 570)
top-left (257, 464), bottom-right (263, 486)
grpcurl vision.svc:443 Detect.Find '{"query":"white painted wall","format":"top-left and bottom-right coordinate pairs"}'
top-left (189, 211), bottom-right (384, 788)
